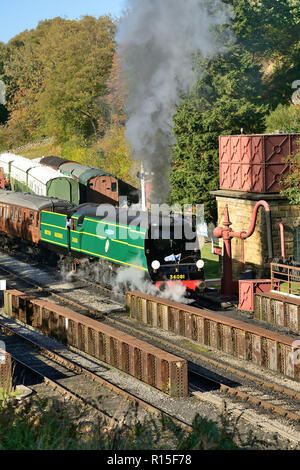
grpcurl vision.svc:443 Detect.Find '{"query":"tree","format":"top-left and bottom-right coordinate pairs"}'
top-left (37, 16), bottom-right (116, 141)
top-left (97, 126), bottom-right (137, 184)
top-left (265, 103), bottom-right (300, 134)
top-left (0, 42), bottom-right (8, 125)
top-left (170, 0), bottom-right (300, 221)
top-left (0, 16), bottom-right (116, 147)
top-left (280, 152), bottom-right (300, 204)
top-left (265, 102), bottom-right (300, 204)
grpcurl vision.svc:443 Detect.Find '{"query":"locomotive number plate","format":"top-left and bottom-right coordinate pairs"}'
top-left (169, 274), bottom-right (186, 280)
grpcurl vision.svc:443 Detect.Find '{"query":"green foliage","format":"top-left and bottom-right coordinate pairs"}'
top-left (0, 2), bottom-right (299, 214)
top-left (280, 153), bottom-right (300, 205)
top-left (170, 0), bottom-right (300, 220)
top-left (60, 137), bottom-right (102, 167)
top-left (201, 242), bottom-right (220, 279)
top-left (265, 103), bottom-right (300, 134)
top-left (170, 57), bottom-right (267, 221)
top-left (265, 103), bottom-right (300, 204)
top-left (0, 16), bottom-right (116, 147)
top-left (0, 397), bottom-right (245, 450)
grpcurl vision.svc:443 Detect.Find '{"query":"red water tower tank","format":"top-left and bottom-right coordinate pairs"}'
top-left (219, 133), bottom-right (300, 193)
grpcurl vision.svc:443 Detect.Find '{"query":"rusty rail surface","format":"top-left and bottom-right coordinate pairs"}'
top-left (271, 262), bottom-right (300, 297)
top-left (126, 291), bottom-right (300, 382)
top-left (0, 321), bottom-right (191, 431)
top-left (109, 313), bottom-right (300, 423)
top-left (4, 290), bottom-right (188, 398)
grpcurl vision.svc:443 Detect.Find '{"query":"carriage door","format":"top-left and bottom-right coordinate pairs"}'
top-left (70, 216), bottom-right (83, 254)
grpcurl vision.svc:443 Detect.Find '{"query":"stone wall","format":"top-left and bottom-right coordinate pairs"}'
top-left (212, 190), bottom-right (300, 281)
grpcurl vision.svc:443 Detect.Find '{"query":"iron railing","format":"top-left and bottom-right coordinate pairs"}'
top-left (271, 262), bottom-right (300, 297)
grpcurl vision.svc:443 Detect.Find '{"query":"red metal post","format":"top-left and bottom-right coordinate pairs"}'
top-left (213, 201), bottom-right (272, 299)
top-left (221, 205), bottom-right (234, 298)
top-left (278, 222), bottom-right (286, 260)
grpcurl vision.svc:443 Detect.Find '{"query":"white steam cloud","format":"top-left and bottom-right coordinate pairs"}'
top-left (115, 265), bottom-right (193, 304)
top-left (0, 81), bottom-right (6, 105)
top-left (117, 0), bottom-right (232, 203)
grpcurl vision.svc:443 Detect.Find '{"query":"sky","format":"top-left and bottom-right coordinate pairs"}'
top-left (0, 0), bottom-right (126, 43)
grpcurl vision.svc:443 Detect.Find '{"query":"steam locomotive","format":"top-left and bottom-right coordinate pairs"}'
top-left (0, 189), bottom-right (205, 294)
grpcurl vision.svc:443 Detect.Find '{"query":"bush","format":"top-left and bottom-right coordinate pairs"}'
top-left (0, 396), bottom-right (245, 450)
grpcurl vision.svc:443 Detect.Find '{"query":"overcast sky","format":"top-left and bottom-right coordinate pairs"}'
top-left (0, 0), bottom-right (126, 43)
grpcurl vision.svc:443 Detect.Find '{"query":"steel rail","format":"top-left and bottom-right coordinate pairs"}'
top-left (2, 262), bottom-right (300, 424)
top-left (0, 319), bottom-right (192, 432)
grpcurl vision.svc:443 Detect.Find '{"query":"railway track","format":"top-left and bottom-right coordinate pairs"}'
top-left (0, 319), bottom-right (192, 432)
top-left (1, 258), bottom-right (300, 432)
top-left (107, 313), bottom-right (300, 424)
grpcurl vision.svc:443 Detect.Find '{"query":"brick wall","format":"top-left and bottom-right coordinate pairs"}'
top-left (212, 190), bottom-right (300, 281)
top-left (0, 348), bottom-right (12, 392)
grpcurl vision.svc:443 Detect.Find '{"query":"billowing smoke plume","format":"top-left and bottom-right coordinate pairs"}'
top-left (117, 0), bottom-right (232, 203)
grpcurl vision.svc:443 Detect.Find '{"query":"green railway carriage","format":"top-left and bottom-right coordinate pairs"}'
top-left (28, 166), bottom-right (79, 204)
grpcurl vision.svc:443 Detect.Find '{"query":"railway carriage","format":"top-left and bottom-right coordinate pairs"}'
top-left (39, 156), bottom-right (71, 170)
top-left (10, 155), bottom-right (41, 192)
top-left (40, 156), bottom-right (140, 206)
top-left (0, 189), bottom-right (205, 293)
top-left (0, 153), bottom-right (80, 205)
top-left (58, 161), bottom-right (119, 205)
top-left (0, 153), bottom-right (19, 178)
top-left (0, 189), bottom-right (73, 245)
top-left (27, 166), bottom-right (79, 204)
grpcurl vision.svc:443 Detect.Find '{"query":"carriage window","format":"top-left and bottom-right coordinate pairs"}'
top-left (36, 212), bottom-right (39, 227)
top-left (29, 212), bottom-right (34, 226)
top-left (0, 206), bottom-right (2, 218)
top-left (5, 206), bottom-right (9, 219)
top-left (14, 207), bottom-right (18, 221)
top-left (111, 182), bottom-right (117, 192)
top-left (18, 209), bottom-right (22, 222)
top-left (71, 219), bottom-right (76, 231)
top-left (10, 206), bottom-right (13, 219)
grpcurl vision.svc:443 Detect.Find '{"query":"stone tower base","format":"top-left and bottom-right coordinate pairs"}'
top-left (211, 190), bottom-right (300, 282)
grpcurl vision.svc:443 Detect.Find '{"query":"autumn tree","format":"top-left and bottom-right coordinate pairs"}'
top-left (96, 53), bottom-right (137, 185)
top-left (0, 16), bottom-right (116, 147)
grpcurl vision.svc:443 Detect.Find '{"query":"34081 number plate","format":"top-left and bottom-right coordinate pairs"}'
top-left (169, 274), bottom-right (186, 280)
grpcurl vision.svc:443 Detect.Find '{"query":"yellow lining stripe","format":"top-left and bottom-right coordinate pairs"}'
top-left (41, 222), bottom-right (67, 230)
top-left (41, 238), bottom-right (68, 248)
top-left (71, 246), bottom-right (147, 271)
top-left (111, 239), bottom-right (144, 250)
top-left (42, 211), bottom-right (67, 217)
top-left (70, 229), bottom-right (143, 250)
top-left (72, 215), bottom-right (146, 234)
top-left (70, 230), bottom-right (105, 240)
